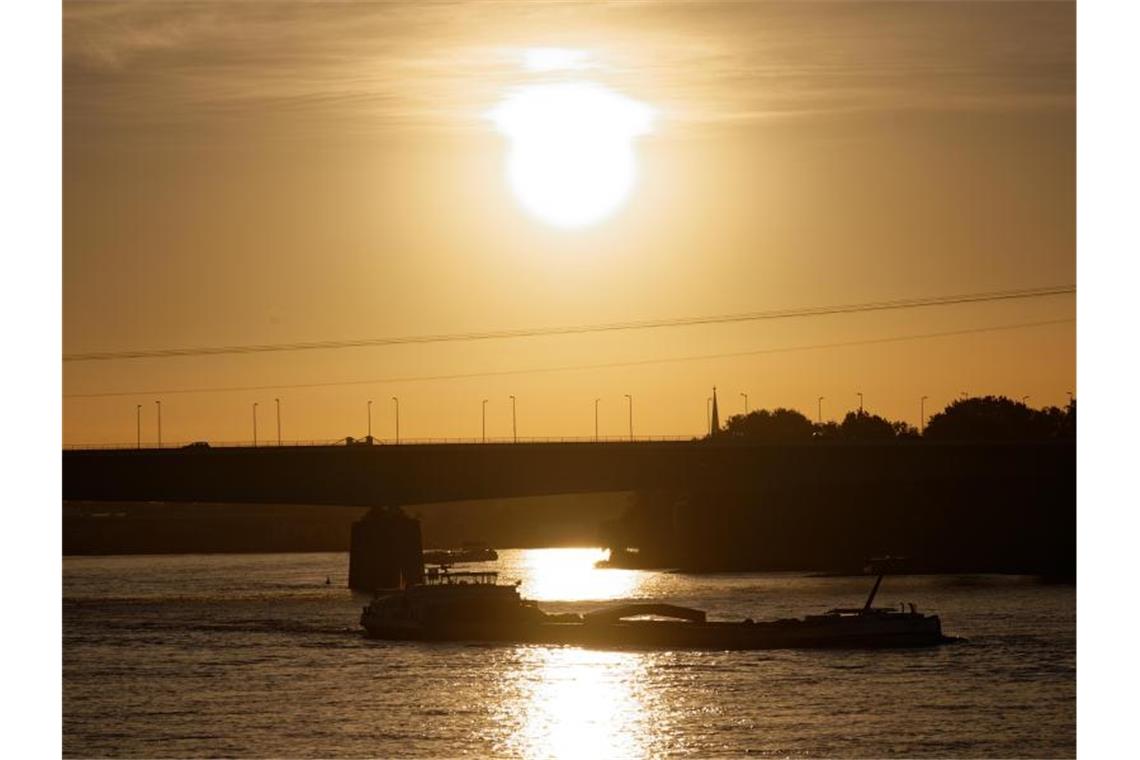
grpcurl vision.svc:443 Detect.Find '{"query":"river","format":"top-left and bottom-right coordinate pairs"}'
top-left (63, 549), bottom-right (1074, 757)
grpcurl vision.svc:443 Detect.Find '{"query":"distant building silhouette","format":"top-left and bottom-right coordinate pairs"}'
top-left (710, 387), bottom-right (721, 436)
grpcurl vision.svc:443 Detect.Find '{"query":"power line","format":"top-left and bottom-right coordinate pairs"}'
top-left (63, 284), bottom-right (1075, 363)
top-left (63, 317), bottom-right (1074, 399)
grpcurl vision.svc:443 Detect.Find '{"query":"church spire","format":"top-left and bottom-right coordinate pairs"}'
top-left (710, 386), bottom-right (720, 436)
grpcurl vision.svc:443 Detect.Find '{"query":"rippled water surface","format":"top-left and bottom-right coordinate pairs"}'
top-left (64, 549), bottom-right (1074, 758)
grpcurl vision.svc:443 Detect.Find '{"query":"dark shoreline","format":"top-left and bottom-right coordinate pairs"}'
top-left (62, 496), bottom-right (623, 557)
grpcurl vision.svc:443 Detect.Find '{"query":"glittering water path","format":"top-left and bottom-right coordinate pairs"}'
top-left (64, 549), bottom-right (1074, 757)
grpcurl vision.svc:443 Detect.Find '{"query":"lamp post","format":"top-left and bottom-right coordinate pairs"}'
top-left (510, 395), bottom-right (517, 443)
top-left (594, 398), bottom-right (600, 442)
top-left (275, 398), bottom-right (281, 446)
top-left (367, 400), bottom-right (373, 441)
top-left (136, 404), bottom-right (142, 449)
top-left (252, 402), bottom-right (258, 447)
top-left (392, 397), bottom-right (399, 444)
top-left (482, 399), bottom-right (488, 443)
top-left (857, 392), bottom-right (864, 414)
top-left (740, 392), bottom-right (749, 415)
top-left (920, 395), bottom-right (928, 435)
top-left (817, 396), bottom-right (824, 425)
top-left (155, 400), bottom-right (162, 448)
top-left (624, 394), bottom-right (633, 441)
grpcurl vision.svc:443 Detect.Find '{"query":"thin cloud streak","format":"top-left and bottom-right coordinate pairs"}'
top-left (64, 1), bottom-right (1075, 140)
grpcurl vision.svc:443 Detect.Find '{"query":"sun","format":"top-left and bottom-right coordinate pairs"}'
top-left (489, 82), bottom-right (655, 229)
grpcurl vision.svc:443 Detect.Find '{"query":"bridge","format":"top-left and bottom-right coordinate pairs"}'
top-left (64, 439), bottom-right (703, 506)
top-left (62, 439), bottom-right (1075, 587)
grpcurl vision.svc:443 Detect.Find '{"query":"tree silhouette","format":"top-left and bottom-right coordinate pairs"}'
top-left (721, 408), bottom-right (816, 442)
top-left (923, 395), bottom-right (1073, 441)
top-left (712, 397), bottom-right (1073, 443)
top-left (892, 420), bottom-right (920, 439)
top-left (812, 420), bottom-right (841, 440)
top-left (1061, 397), bottom-right (1076, 437)
top-left (838, 410), bottom-right (897, 440)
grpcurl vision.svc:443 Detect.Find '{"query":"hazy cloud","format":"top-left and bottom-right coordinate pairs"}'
top-left (64, 1), bottom-right (1075, 142)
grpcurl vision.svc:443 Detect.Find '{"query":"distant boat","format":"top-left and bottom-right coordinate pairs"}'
top-left (360, 567), bottom-right (956, 650)
top-left (422, 541), bottom-right (498, 565)
top-left (594, 546), bottom-right (663, 570)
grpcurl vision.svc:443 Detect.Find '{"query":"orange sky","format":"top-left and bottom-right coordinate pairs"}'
top-left (63, 1), bottom-right (1075, 445)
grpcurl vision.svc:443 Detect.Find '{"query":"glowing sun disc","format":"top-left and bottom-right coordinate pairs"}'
top-left (489, 83), bottom-right (655, 228)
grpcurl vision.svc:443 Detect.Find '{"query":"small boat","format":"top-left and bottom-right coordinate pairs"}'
top-left (360, 567), bottom-right (955, 650)
top-left (421, 541), bottom-right (498, 565)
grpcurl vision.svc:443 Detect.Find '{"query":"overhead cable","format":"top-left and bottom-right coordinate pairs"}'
top-left (64, 317), bottom-right (1074, 399)
top-left (63, 284), bottom-right (1075, 363)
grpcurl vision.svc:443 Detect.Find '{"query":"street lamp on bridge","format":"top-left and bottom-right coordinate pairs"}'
top-left (155, 400), bottom-right (162, 448)
top-left (624, 394), bottom-right (633, 441)
top-left (136, 404), bottom-right (142, 449)
top-left (740, 392), bottom-right (748, 415)
top-left (275, 398), bottom-right (281, 446)
top-left (817, 396), bottom-right (824, 425)
top-left (482, 399), bottom-right (488, 443)
top-left (367, 400), bottom-right (373, 441)
top-left (252, 402), bottom-right (259, 447)
top-left (594, 398), bottom-right (600, 442)
top-left (510, 395), bottom-right (517, 443)
top-left (392, 397), bottom-right (400, 444)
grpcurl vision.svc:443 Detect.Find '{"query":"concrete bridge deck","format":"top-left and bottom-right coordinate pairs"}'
top-left (63, 439), bottom-right (1076, 581)
top-left (63, 439), bottom-right (1073, 507)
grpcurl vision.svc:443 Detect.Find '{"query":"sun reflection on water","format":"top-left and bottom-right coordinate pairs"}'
top-left (484, 550), bottom-right (670, 757)
top-left (513, 547), bottom-right (642, 602)
top-left (495, 646), bottom-right (659, 759)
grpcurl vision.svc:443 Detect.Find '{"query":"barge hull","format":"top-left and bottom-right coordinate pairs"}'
top-left (361, 616), bottom-right (951, 650)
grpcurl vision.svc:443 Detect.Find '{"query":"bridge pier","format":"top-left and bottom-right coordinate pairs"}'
top-left (347, 507), bottom-right (424, 591)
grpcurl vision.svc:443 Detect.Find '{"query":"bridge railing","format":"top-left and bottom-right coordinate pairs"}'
top-left (63, 435), bottom-right (698, 451)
